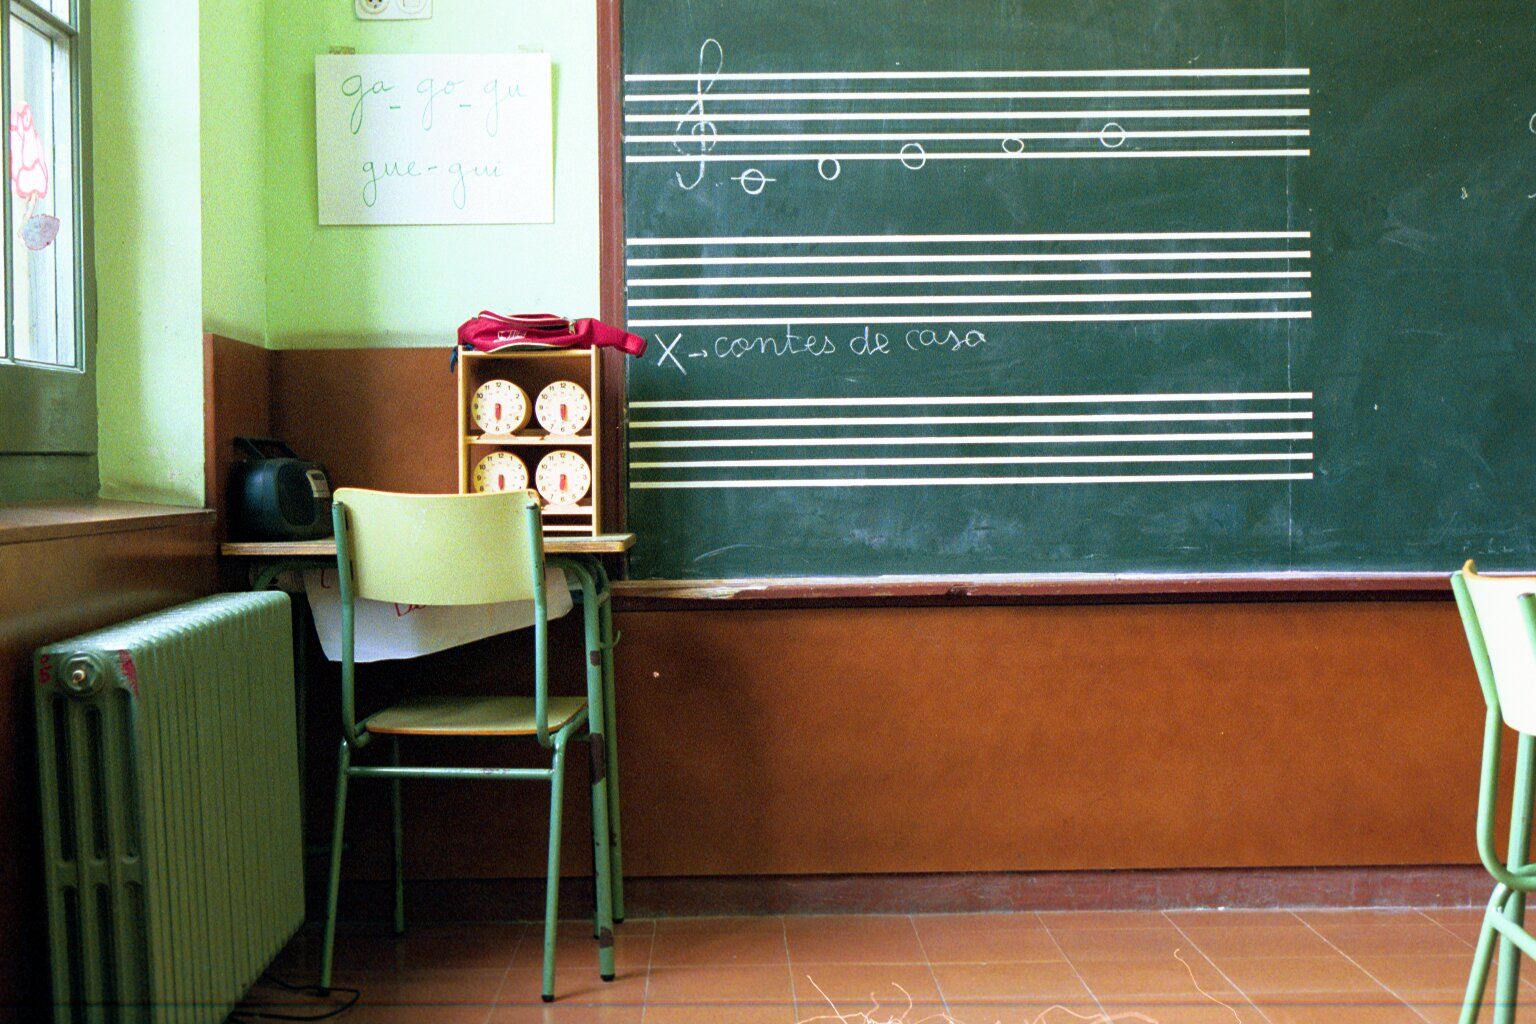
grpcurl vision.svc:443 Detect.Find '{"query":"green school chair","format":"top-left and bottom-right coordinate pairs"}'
top-left (318, 488), bottom-right (616, 1002)
top-left (1454, 560), bottom-right (1536, 1024)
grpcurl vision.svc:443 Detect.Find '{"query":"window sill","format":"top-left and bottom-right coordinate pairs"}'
top-left (0, 500), bottom-right (213, 546)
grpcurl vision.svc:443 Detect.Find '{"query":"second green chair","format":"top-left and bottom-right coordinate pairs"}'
top-left (1454, 560), bottom-right (1536, 1024)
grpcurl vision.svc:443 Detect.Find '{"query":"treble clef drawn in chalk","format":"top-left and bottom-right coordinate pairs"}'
top-left (673, 38), bottom-right (723, 190)
top-left (1528, 112), bottom-right (1536, 199)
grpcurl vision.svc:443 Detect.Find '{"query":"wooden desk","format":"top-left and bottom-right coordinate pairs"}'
top-left (221, 534), bottom-right (635, 559)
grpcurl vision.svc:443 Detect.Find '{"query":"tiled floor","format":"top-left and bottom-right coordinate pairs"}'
top-left (242, 907), bottom-right (1536, 1024)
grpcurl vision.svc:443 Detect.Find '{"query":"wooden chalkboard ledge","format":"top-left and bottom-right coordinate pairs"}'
top-left (611, 572), bottom-right (1460, 610)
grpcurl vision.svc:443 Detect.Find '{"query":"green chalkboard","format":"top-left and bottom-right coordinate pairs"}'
top-left (619, 0), bottom-right (1536, 580)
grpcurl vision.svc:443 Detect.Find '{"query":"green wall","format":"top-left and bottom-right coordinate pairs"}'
top-left (201, 0), bottom-right (267, 345)
top-left (71, 0), bottom-right (596, 509)
top-left (93, 0), bottom-right (206, 506)
top-left (262, 0), bottom-right (600, 349)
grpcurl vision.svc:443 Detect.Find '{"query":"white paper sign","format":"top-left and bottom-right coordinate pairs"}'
top-left (302, 565), bottom-right (573, 663)
top-left (314, 53), bottom-right (554, 225)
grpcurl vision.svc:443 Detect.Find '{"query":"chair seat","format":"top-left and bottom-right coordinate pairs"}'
top-left (366, 695), bottom-right (587, 737)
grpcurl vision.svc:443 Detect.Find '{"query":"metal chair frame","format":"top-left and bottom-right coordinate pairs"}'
top-left (319, 489), bottom-right (617, 1002)
top-left (1454, 563), bottom-right (1536, 1024)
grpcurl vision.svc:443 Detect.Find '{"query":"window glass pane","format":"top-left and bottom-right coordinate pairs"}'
top-left (9, 18), bottom-right (76, 367)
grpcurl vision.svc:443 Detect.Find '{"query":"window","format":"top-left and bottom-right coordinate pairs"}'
top-left (0, 0), bottom-right (90, 503)
top-left (2, 0), bottom-right (81, 370)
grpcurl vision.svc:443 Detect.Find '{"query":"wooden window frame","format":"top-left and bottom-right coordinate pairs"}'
top-left (0, 0), bottom-right (96, 497)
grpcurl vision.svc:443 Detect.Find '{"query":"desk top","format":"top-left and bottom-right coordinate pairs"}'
top-left (221, 534), bottom-right (635, 558)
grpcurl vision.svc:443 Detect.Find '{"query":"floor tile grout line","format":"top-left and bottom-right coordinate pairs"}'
top-left (1418, 906), bottom-right (1481, 950)
top-left (481, 922), bottom-right (526, 1024)
top-left (637, 918), bottom-right (656, 1024)
top-left (907, 912), bottom-right (952, 1018)
top-left (1291, 913), bottom-right (1437, 1024)
top-left (1038, 912), bottom-right (1111, 1020)
top-left (783, 915), bottom-right (801, 1023)
top-left (1161, 909), bottom-right (1276, 1024)
top-left (1155, 916), bottom-right (1447, 964)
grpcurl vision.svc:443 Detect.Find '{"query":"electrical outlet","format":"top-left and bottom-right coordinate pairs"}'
top-left (354, 0), bottom-right (431, 20)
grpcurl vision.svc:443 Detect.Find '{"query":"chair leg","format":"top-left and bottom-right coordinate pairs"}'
top-left (574, 566), bottom-right (618, 980)
top-left (320, 741), bottom-right (352, 993)
top-left (588, 806), bottom-right (600, 940)
top-left (599, 591), bottom-right (624, 923)
top-left (541, 737), bottom-right (569, 1003)
top-left (588, 727), bottom-right (616, 981)
top-left (1463, 886), bottom-right (1511, 1024)
top-left (1495, 895), bottom-right (1527, 1024)
top-left (390, 737), bottom-right (405, 936)
top-left (1495, 735), bottom-right (1536, 1024)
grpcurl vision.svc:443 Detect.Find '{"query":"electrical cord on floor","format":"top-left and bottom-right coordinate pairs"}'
top-left (226, 972), bottom-right (361, 1022)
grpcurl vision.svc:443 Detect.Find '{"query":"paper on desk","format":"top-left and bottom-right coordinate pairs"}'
top-left (303, 565), bottom-right (572, 663)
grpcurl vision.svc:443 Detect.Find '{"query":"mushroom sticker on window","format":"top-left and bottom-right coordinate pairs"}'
top-left (10, 103), bottom-right (57, 251)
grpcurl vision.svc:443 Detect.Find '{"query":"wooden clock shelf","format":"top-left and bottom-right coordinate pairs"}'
top-left (466, 432), bottom-right (595, 446)
top-left (459, 348), bottom-right (589, 362)
top-left (454, 346), bottom-right (605, 536)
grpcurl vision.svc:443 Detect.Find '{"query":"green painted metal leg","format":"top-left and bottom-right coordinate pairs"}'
top-left (1496, 896), bottom-right (1528, 1024)
top-left (390, 738), bottom-right (405, 935)
top-left (542, 737), bottom-right (568, 1003)
top-left (587, 729), bottom-right (616, 980)
top-left (597, 576), bottom-right (624, 922)
top-left (1462, 886), bottom-right (1511, 1024)
top-left (576, 570), bottom-right (617, 980)
top-left (320, 741), bottom-right (352, 992)
top-left (1495, 734), bottom-right (1536, 1024)
top-left (562, 557), bottom-right (619, 961)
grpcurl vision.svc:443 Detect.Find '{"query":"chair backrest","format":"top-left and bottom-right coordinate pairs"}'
top-left (1457, 560), bottom-right (1536, 734)
top-left (332, 488), bottom-right (544, 607)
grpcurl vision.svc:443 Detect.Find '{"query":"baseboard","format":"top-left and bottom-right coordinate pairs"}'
top-left (322, 865), bottom-right (1489, 922)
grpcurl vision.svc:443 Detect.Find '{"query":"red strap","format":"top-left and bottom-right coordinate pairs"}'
top-left (477, 312), bottom-right (570, 335)
top-left (457, 312), bottom-right (644, 356)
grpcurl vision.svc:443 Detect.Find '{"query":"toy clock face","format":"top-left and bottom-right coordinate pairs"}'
top-left (472, 451), bottom-right (529, 494)
top-left (471, 379), bottom-right (530, 435)
top-left (534, 381), bottom-right (591, 436)
top-left (535, 450), bottom-right (591, 506)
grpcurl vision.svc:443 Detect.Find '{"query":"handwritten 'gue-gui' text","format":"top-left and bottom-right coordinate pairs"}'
top-left (316, 53), bottom-right (554, 226)
top-left (360, 159), bottom-right (503, 211)
top-left (653, 324), bottom-right (987, 373)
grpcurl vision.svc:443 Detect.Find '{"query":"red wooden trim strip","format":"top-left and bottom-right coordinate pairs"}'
top-left (334, 865), bottom-right (1489, 919)
top-left (611, 572), bottom-right (1458, 608)
top-left (597, 0), bottom-right (628, 532)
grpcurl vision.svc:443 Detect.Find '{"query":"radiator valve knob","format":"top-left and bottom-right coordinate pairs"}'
top-left (61, 656), bottom-right (104, 698)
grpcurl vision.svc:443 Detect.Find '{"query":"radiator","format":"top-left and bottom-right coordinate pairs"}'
top-left (34, 591), bottom-right (305, 1024)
